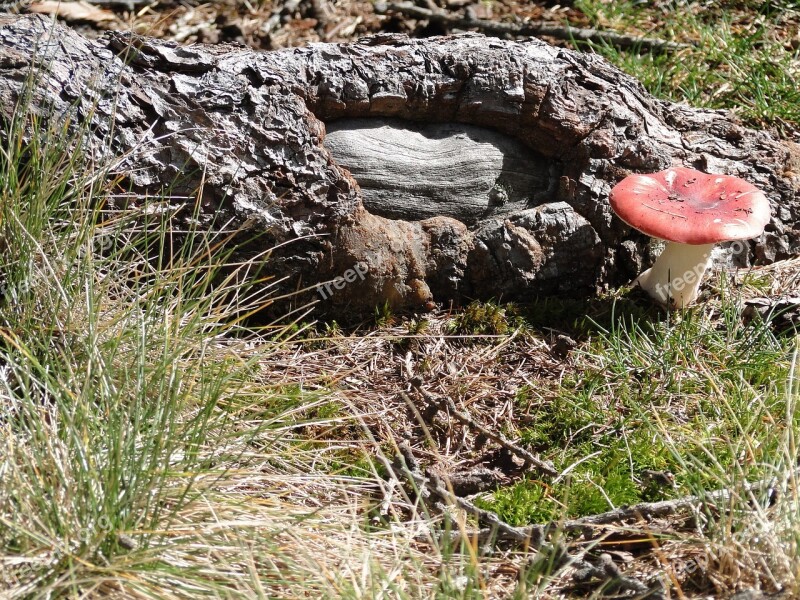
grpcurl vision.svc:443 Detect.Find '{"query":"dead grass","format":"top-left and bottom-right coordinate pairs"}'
top-left (241, 259), bottom-right (800, 597)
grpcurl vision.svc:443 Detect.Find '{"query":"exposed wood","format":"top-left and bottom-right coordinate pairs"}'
top-left (324, 118), bottom-right (550, 224)
top-left (0, 15), bottom-right (797, 315)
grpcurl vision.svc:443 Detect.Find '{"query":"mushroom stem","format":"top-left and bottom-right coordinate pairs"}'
top-left (635, 242), bottom-right (715, 307)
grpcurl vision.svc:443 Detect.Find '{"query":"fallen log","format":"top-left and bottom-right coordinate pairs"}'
top-left (0, 14), bottom-right (798, 316)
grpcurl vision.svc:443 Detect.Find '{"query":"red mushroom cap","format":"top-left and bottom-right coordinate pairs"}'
top-left (609, 167), bottom-right (771, 245)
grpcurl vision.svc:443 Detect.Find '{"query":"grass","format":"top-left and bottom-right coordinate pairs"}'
top-left (478, 295), bottom-right (794, 526)
top-left (0, 77), bottom-right (392, 596)
top-left (2, 3), bottom-right (800, 598)
top-left (0, 85), bottom-right (280, 594)
top-left (574, 0), bottom-right (800, 133)
top-left (242, 290), bottom-right (800, 596)
top-left (0, 63), bottom-right (533, 600)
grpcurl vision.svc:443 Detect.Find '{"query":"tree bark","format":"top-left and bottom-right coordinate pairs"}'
top-left (1, 14), bottom-right (798, 315)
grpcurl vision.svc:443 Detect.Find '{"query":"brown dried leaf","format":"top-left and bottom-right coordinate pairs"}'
top-left (29, 1), bottom-right (117, 25)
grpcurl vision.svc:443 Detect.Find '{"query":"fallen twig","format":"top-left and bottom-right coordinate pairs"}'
top-left (568, 552), bottom-right (658, 597)
top-left (396, 442), bottom-right (543, 545)
top-left (394, 444), bottom-right (663, 597)
top-left (375, 1), bottom-right (691, 54)
top-left (408, 376), bottom-right (559, 477)
top-left (398, 435), bottom-right (794, 545)
top-left (394, 446), bottom-right (791, 597)
top-left (563, 467), bottom-right (790, 531)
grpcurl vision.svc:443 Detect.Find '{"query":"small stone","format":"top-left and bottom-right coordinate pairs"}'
top-left (553, 334), bottom-right (577, 357)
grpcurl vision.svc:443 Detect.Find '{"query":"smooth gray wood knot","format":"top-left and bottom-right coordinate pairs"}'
top-left (323, 118), bottom-right (553, 226)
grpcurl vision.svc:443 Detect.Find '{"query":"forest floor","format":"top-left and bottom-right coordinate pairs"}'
top-left (2, 1), bottom-right (800, 598)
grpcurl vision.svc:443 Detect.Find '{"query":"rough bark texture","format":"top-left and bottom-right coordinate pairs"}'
top-left (1, 14), bottom-right (798, 315)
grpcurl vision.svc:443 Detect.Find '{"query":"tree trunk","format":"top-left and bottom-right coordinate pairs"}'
top-left (1, 14), bottom-right (798, 315)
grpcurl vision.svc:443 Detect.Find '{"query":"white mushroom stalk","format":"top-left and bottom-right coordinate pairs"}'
top-left (609, 167), bottom-right (771, 308)
top-left (634, 241), bottom-right (715, 307)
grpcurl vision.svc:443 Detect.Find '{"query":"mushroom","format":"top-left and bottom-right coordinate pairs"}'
top-left (610, 167), bottom-right (771, 307)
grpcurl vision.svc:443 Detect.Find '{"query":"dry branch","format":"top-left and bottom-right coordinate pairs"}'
top-left (376, 1), bottom-right (691, 53)
top-left (433, 465), bottom-right (793, 545)
top-left (395, 443), bottom-right (663, 596)
top-left (393, 442), bottom-right (792, 596)
top-left (407, 377), bottom-right (559, 477)
top-left (564, 467), bottom-right (790, 530)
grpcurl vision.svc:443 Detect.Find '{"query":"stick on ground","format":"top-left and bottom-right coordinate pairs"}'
top-left (394, 444), bottom-right (663, 596)
top-left (408, 376), bottom-right (559, 477)
top-left (376, 1), bottom-right (691, 53)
